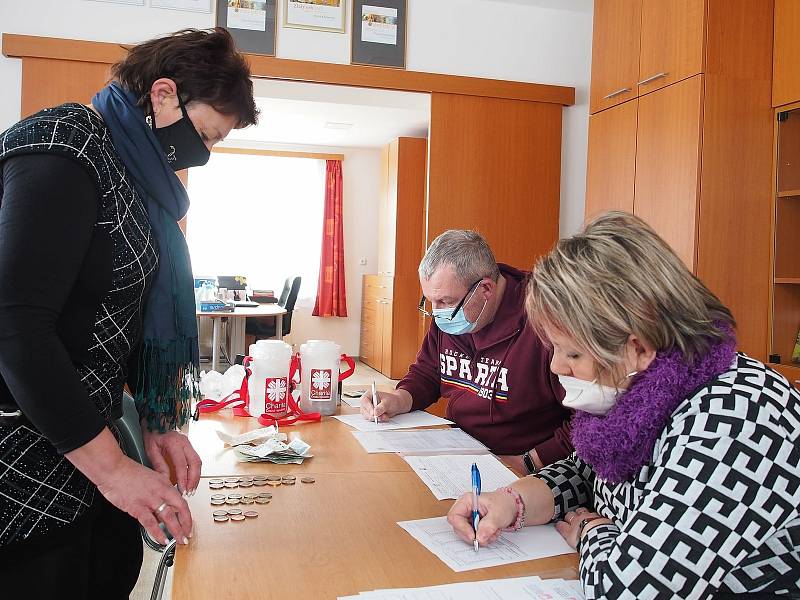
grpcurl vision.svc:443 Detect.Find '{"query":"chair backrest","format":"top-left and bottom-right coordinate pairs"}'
top-left (115, 390), bottom-right (151, 468)
top-left (281, 276), bottom-right (301, 335)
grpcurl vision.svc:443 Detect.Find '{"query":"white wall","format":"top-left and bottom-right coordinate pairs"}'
top-left (0, 0), bottom-right (593, 354)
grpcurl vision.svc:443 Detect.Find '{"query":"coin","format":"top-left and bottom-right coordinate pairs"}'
top-left (241, 497), bottom-right (255, 505)
top-left (226, 508), bottom-right (243, 515)
top-left (244, 493), bottom-right (258, 500)
top-left (239, 476), bottom-right (253, 483)
top-left (252, 475), bottom-right (268, 481)
top-left (281, 478), bottom-right (296, 485)
top-left (256, 492), bottom-right (272, 499)
top-left (266, 475), bottom-right (282, 481)
top-left (238, 481), bottom-right (253, 488)
top-left (243, 511), bottom-right (259, 519)
top-left (210, 494), bottom-right (226, 501)
top-left (213, 515), bottom-right (229, 523)
top-left (266, 480), bottom-right (281, 487)
top-left (209, 478), bottom-right (224, 485)
top-left (224, 482), bottom-right (239, 489)
top-left (208, 483), bottom-right (224, 490)
top-left (225, 498), bottom-right (240, 506)
top-left (253, 480), bottom-right (267, 487)
top-left (230, 514), bottom-right (246, 522)
top-left (210, 499), bottom-right (226, 506)
top-left (224, 477), bottom-right (240, 483)
top-left (227, 493), bottom-right (243, 500)
top-left (282, 475), bottom-right (296, 480)
top-left (212, 510), bottom-right (229, 517)
top-left (300, 477), bottom-right (316, 484)
top-left (255, 497), bottom-right (271, 504)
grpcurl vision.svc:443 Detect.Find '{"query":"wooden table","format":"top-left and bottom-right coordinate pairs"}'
top-left (196, 304), bottom-right (287, 372)
top-left (175, 407), bottom-right (579, 598)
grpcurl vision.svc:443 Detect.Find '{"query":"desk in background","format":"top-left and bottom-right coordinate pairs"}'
top-left (196, 304), bottom-right (287, 372)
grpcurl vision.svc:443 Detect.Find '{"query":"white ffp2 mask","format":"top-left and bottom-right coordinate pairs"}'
top-left (557, 372), bottom-right (637, 416)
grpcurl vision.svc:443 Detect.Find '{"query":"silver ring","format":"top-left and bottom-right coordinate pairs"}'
top-left (156, 502), bottom-right (167, 514)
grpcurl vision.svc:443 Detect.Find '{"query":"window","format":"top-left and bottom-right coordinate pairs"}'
top-left (187, 152), bottom-right (325, 301)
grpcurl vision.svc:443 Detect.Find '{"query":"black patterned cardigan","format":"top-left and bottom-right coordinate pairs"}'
top-left (537, 354), bottom-right (800, 599)
top-left (0, 103), bottom-right (158, 546)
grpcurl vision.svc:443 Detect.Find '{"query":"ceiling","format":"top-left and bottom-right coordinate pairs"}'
top-left (222, 79), bottom-right (431, 150)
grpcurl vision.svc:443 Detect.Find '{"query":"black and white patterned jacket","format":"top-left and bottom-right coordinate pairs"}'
top-left (537, 354), bottom-right (800, 599)
top-left (0, 104), bottom-right (157, 545)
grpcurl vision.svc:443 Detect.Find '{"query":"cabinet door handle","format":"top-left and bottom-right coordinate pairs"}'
top-left (637, 72), bottom-right (669, 86)
top-left (603, 86), bottom-right (632, 99)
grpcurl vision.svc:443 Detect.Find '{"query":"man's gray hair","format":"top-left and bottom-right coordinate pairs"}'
top-left (419, 230), bottom-right (500, 286)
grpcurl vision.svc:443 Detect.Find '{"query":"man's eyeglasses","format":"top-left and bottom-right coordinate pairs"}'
top-left (418, 279), bottom-right (482, 321)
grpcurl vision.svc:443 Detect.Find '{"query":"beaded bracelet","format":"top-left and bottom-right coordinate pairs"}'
top-left (500, 487), bottom-right (526, 532)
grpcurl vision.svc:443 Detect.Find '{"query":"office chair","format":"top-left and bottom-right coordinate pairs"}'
top-left (245, 276), bottom-right (301, 340)
top-left (115, 391), bottom-right (175, 600)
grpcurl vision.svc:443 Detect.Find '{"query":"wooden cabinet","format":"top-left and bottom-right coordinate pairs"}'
top-left (589, 0), bottom-right (704, 114)
top-left (585, 0), bottom-right (774, 360)
top-left (585, 97), bottom-right (637, 218)
top-left (634, 75), bottom-right (703, 269)
top-left (589, 0), bottom-right (641, 113)
top-left (773, 0), bottom-right (800, 108)
top-left (360, 138), bottom-right (427, 380)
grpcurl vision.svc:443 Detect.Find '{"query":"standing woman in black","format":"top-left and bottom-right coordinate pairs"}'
top-left (0, 28), bottom-right (258, 597)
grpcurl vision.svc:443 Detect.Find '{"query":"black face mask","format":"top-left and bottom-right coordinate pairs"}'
top-left (148, 94), bottom-right (211, 171)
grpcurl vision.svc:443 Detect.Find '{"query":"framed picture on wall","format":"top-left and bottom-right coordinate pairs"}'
top-left (216, 0), bottom-right (277, 56)
top-left (351, 0), bottom-right (406, 69)
top-left (283, 0), bottom-right (346, 33)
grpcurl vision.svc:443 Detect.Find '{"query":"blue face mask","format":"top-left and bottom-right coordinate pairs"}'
top-left (432, 283), bottom-right (488, 336)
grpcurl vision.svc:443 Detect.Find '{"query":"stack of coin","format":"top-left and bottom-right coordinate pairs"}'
top-left (265, 475), bottom-right (282, 487)
top-left (208, 478), bottom-right (224, 490)
top-left (255, 492), bottom-right (272, 504)
top-left (223, 477), bottom-right (240, 489)
top-left (212, 509), bottom-right (229, 523)
top-left (241, 493), bottom-right (257, 505)
top-left (210, 494), bottom-right (227, 506)
top-left (252, 475), bottom-right (268, 487)
top-left (300, 476), bottom-right (316, 484)
top-left (238, 476), bottom-right (254, 488)
top-left (281, 475), bottom-right (296, 486)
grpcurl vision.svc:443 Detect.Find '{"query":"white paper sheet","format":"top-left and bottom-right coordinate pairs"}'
top-left (352, 429), bottom-right (488, 454)
top-left (337, 576), bottom-right (584, 599)
top-left (334, 411), bottom-right (453, 432)
top-left (397, 516), bottom-right (575, 572)
top-left (402, 454), bottom-right (518, 500)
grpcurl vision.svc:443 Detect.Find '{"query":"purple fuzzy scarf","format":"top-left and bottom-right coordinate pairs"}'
top-left (570, 334), bottom-right (737, 484)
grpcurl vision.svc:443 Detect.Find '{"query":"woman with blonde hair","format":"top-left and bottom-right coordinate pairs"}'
top-left (447, 211), bottom-right (800, 599)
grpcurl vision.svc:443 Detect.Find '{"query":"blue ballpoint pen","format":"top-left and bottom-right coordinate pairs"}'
top-left (471, 462), bottom-right (481, 552)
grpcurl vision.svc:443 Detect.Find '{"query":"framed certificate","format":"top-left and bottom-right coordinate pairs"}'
top-left (351, 0), bottom-right (406, 69)
top-left (284, 0), bottom-right (346, 33)
top-left (216, 0), bottom-right (277, 56)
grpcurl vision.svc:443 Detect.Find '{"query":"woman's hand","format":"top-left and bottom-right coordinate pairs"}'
top-left (65, 428), bottom-right (193, 545)
top-left (97, 456), bottom-right (193, 545)
top-left (447, 489), bottom-right (518, 547)
top-left (142, 428), bottom-right (202, 496)
top-left (556, 507), bottom-right (612, 549)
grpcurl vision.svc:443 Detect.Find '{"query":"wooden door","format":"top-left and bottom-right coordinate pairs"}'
top-left (634, 75), bottom-right (703, 270)
top-left (585, 98), bottom-right (638, 220)
top-left (589, 0), bottom-right (642, 114)
top-left (638, 0), bottom-right (705, 96)
top-left (427, 93), bottom-right (561, 271)
top-left (773, 0), bottom-right (800, 107)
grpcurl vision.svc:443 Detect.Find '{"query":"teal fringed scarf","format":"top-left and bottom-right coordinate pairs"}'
top-left (92, 84), bottom-right (198, 431)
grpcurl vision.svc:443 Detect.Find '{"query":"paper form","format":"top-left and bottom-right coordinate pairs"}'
top-left (397, 516), bottom-right (575, 572)
top-left (402, 454), bottom-right (518, 500)
top-left (351, 429), bottom-right (488, 454)
top-left (337, 576), bottom-right (584, 599)
top-left (334, 411), bottom-right (454, 432)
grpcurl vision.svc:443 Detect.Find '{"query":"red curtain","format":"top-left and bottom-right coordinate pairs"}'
top-left (313, 160), bottom-right (348, 317)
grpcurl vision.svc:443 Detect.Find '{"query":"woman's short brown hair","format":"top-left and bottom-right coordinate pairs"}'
top-left (111, 28), bottom-right (258, 128)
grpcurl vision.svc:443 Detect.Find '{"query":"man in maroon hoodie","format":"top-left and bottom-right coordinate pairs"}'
top-left (361, 230), bottom-right (571, 473)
